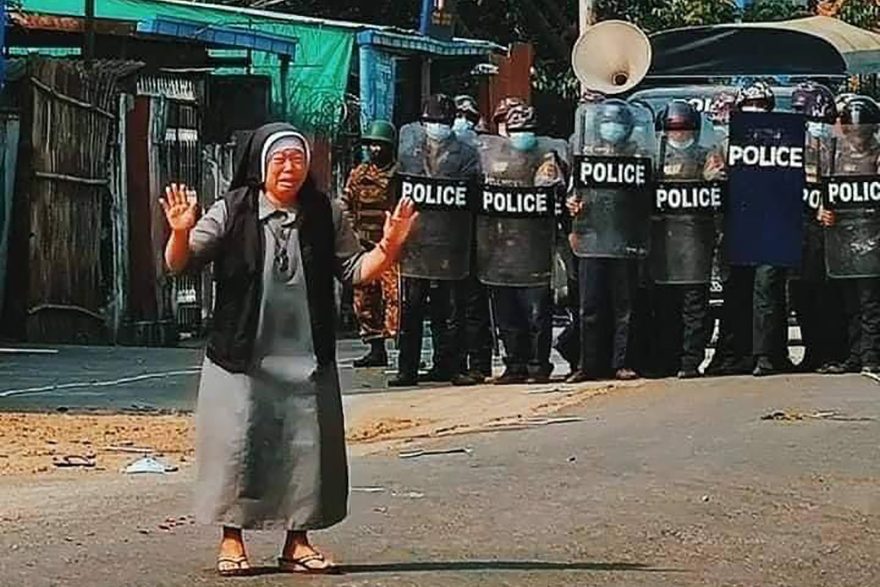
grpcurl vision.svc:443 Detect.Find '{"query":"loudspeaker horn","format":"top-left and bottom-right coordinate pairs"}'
top-left (572, 20), bottom-right (652, 95)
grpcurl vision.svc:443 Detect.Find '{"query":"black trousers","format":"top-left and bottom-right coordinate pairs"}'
top-left (554, 269), bottom-right (581, 372)
top-left (491, 285), bottom-right (553, 376)
top-left (652, 284), bottom-right (711, 374)
top-left (714, 266), bottom-right (753, 366)
top-left (714, 265), bottom-right (788, 365)
top-left (790, 278), bottom-right (847, 368)
top-left (753, 265), bottom-right (788, 360)
top-left (578, 258), bottom-right (639, 375)
top-left (397, 277), bottom-right (462, 377)
top-left (459, 274), bottom-right (493, 376)
top-left (841, 278), bottom-right (880, 368)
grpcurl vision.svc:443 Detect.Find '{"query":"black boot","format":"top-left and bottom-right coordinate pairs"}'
top-left (353, 340), bottom-right (388, 368)
top-left (388, 372), bottom-right (419, 387)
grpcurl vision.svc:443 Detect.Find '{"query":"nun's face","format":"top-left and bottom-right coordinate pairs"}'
top-left (266, 147), bottom-right (307, 201)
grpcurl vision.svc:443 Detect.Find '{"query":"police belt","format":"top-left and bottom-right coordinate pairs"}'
top-left (395, 173), bottom-right (474, 212)
top-left (477, 184), bottom-right (555, 218)
top-left (573, 155), bottom-right (653, 190)
top-left (654, 181), bottom-right (724, 214)
top-left (822, 176), bottom-right (880, 211)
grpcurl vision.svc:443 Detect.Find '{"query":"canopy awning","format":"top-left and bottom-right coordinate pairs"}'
top-left (356, 29), bottom-right (502, 57)
top-left (137, 17), bottom-right (298, 57)
top-left (649, 16), bottom-right (880, 79)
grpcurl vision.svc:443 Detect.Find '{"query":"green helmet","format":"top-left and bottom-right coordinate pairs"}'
top-left (362, 120), bottom-right (396, 145)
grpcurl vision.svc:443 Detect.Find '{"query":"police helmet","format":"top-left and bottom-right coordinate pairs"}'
top-left (421, 93), bottom-right (456, 125)
top-left (790, 82), bottom-right (837, 123)
top-left (839, 96), bottom-right (880, 126)
top-left (835, 92), bottom-right (857, 114)
top-left (506, 104), bottom-right (538, 132)
top-left (454, 94), bottom-right (481, 123)
top-left (493, 96), bottom-right (527, 124)
top-left (735, 80), bottom-right (775, 112)
top-left (656, 100), bottom-right (701, 133)
top-left (595, 99), bottom-right (635, 142)
top-left (581, 88), bottom-right (607, 105)
top-left (708, 91), bottom-right (737, 125)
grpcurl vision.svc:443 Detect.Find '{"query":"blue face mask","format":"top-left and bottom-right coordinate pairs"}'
top-left (453, 117), bottom-right (473, 133)
top-left (599, 121), bottom-right (630, 144)
top-left (361, 145), bottom-right (371, 163)
top-left (807, 121), bottom-right (830, 139)
top-left (425, 122), bottom-right (453, 142)
top-left (510, 131), bottom-right (537, 151)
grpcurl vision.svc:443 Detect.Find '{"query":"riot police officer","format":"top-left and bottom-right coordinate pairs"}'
top-left (707, 81), bottom-right (794, 377)
top-left (478, 104), bottom-right (567, 384)
top-left (822, 96), bottom-right (880, 374)
top-left (493, 96), bottom-right (527, 138)
top-left (390, 94), bottom-right (482, 387)
top-left (453, 94), bottom-right (482, 146)
top-left (649, 101), bottom-right (717, 378)
top-left (789, 82), bottom-right (847, 372)
top-left (455, 94), bottom-right (494, 382)
top-left (567, 99), bottom-right (654, 382)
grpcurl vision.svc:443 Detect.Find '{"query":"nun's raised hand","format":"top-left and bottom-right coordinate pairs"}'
top-left (160, 183), bottom-right (198, 233)
top-left (382, 197), bottom-right (419, 250)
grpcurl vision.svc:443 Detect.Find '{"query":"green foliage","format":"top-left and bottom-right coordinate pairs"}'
top-left (837, 0), bottom-right (880, 30)
top-left (599, 0), bottom-right (738, 32)
top-left (742, 0), bottom-right (811, 22)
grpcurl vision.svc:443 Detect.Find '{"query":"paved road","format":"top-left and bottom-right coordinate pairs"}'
top-left (1, 373), bottom-right (878, 586)
top-left (0, 336), bottom-right (555, 412)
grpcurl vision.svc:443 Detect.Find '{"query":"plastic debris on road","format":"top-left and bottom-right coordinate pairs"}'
top-left (398, 447), bottom-right (473, 459)
top-left (123, 456), bottom-right (179, 474)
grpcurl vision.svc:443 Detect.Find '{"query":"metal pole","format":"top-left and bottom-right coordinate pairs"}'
top-left (279, 55), bottom-right (291, 120)
top-left (578, 0), bottom-right (597, 94)
top-left (84, 0), bottom-right (96, 68)
top-left (579, 0), bottom-right (596, 33)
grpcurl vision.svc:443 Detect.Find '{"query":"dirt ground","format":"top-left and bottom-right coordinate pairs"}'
top-left (0, 379), bottom-right (626, 478)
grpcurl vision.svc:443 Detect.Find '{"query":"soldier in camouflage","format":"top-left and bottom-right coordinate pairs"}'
top-left (342, 120), bottom-right (400, 367)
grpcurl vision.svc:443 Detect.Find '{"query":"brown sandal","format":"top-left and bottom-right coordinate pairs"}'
top-left (278, 552), bottom-right (340, 575)
top-left (217, 555), bottom-right (250, 577)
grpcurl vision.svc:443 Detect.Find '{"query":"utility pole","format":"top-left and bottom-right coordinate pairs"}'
top-left (579, 0), bottom-right (597, 34)
top-left (578, 0), bottom-right (597, 94)
top-left (84, 0), bottom-right (95, 68)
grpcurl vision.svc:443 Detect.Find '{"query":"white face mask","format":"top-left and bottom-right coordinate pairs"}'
top-left (425, 122), bottom-right (453, 141)
top-left (741, 105), bottom-right (765, 113)
top-left (806, 121), bottom-right (830, 139)
top-left (668, 137), bottom-right (695, 150)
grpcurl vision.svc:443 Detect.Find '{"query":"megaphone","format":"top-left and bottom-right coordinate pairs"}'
top-left (572, 20), bottom-right (652, 95)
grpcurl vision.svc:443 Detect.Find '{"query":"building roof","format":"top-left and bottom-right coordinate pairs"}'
top-left (17, 0), bottom-right (503, 56)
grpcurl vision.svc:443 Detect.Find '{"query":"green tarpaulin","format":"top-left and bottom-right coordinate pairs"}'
top-left (19, 0), bottom-right (355, 134)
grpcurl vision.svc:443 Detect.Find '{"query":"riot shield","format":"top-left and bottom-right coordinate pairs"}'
top-left (570, 101), bottom-right (656, 258)
top-left (650, 122), bottom-right (724, 284)
top-left (823, 124), bottom-right (880, 279)
top-left (475, 136), bottom-right (567, 286)
top-left (725, 112), bottom-right (805, 268)
top-left (396, 122), bottom-right (475, 280)
top-left (797, 127), bottom-right (833, 282)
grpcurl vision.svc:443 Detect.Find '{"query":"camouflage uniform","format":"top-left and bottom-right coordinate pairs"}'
top-left (342, 163), bottom-right (400, 342)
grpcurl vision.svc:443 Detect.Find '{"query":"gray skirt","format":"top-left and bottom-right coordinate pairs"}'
top-left (193, 358), bottom-right (349, 531)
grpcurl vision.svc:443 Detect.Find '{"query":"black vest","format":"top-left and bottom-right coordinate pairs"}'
top-left (206, 184), bottom-right (337, 373)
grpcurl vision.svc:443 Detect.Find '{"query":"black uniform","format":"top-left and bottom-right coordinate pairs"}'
top-left (790, 140), bottom-right (847, 370)
top-left (833, 140), bottom-right (880, 371)
top-left (393, 119), bottom-right (482, 385)
top-left (648, 143), bottom-right (713, 376)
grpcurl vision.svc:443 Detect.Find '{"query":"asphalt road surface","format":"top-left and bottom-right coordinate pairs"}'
top-left (0, 336), bottom-right (552, 412)
top-left (1, 372), bottom-right (878, 586)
